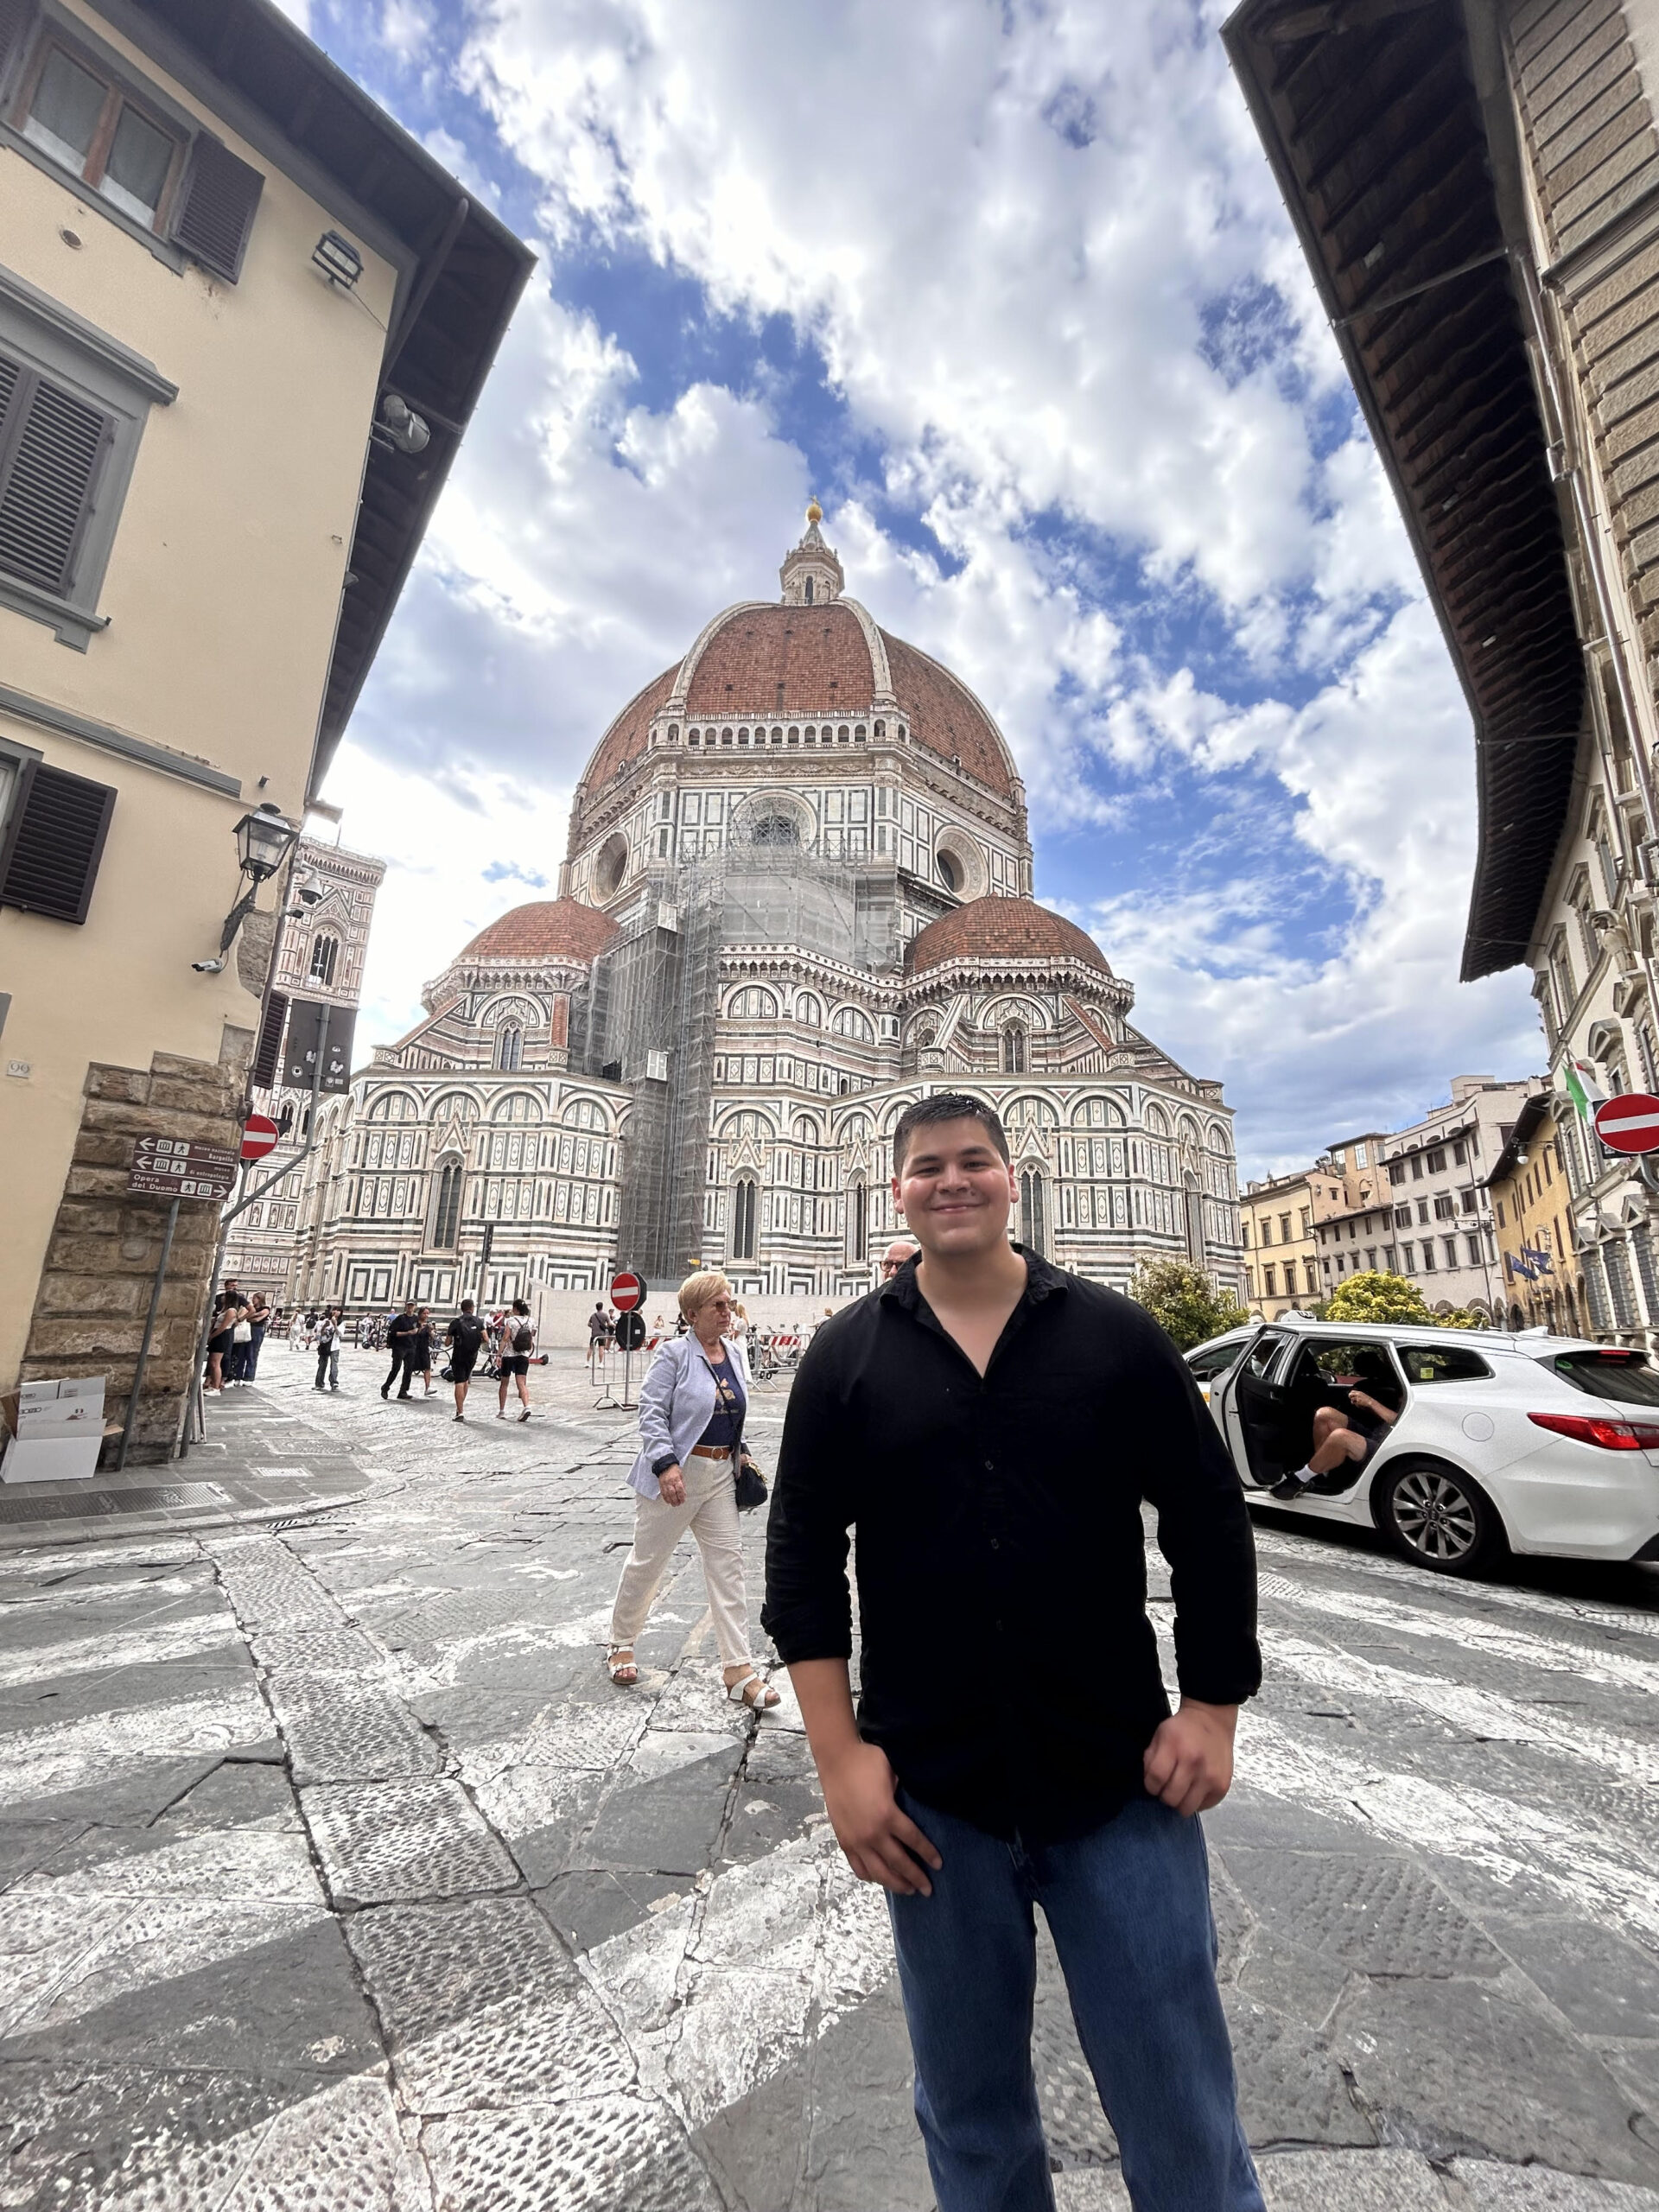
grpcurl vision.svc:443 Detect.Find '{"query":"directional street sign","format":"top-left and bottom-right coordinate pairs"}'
top-left (610, 1270), bottom-right (645, 1313)
top-left (240, 1113), bottom-right (280, 1161)
top-left (128, 1136), bottom-right (238, 1201)
top-left (1592, 1093), bottom-right (1659, 1154)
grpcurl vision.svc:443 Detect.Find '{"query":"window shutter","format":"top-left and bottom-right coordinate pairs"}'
top-left (170, 137), bottom-right (264, 283)
top-left (0, 760), bottom-right (116, 924)
top-left (0, 358), bottom-right (112, 595)
top-left (252, 989), bottom-right (289, 1089)
top-left (0, 0), bottom-right (36, 98)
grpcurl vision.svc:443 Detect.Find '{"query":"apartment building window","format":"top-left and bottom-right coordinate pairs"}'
top-left (1394, 1205), bottom-right (1411, 1229)
top-left (1304, 1260), bottom-right (1319, 1294)
top-left (1421, 1243), bottom-right (1435, 1271)
top-left (0, 752), bottom-right (115, 923)
top-left (1461, 1189), bottom-right (1477, 1213)
top-left (1365, 1248), bottom-right (1376, 1269)
top-left (1389, 1160), bottom-right (1406, 1185)
top-left (1300, 1207), bottom-right (1312, 1234)
top-left (1443, 1237), bottom-right (1458, 1268)
top-left (1263, 1265), bottom-right (1276, 1297)
top-left (1383, 1244), bottom-right (1396, 1271)
top-left (1258, 1216), bottom-right (1273, 1244)
top-left (1401, 1243), bottom-right (1414, 1271)
top-left (1434, 1194), bottom-right (1454, 1219)
top-left (3, 16), bottom-right (264, 279)
top-left (1548, 934), bottom-right (1576, 1028)
top-left (1278, 1213), bottom-right (1291, 1242)
top-left (1411, 1154), bottom-right (1423, 1180)
top-left (1241, 1220), bottom-right (1251, 1247)
top-left (1427, 1147), bottom-right (1446, 1173)
top-left (1465, 1235), bottom-right (1483, 1268)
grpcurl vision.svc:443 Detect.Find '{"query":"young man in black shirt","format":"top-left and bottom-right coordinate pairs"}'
top-left (764, 1095), bottom-right (1264, 2212)
top-left (445, 1298), bottom-right (486, 1422)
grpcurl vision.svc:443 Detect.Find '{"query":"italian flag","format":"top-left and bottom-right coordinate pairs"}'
top-left (1563, 1058), bottom-right (1605, 1124)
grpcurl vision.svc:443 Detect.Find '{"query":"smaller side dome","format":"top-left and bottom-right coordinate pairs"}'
top-left (910, 896), bottom-right (1112, 976)
top-left (461, 899), bottom-right (620, 963)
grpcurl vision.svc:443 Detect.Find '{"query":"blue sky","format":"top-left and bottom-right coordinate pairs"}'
top-left (284, 0), bottom-right (1545, 1180)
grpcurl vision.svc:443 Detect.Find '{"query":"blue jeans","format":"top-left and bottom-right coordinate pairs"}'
top-left (887, 1791), bottom-right (1263, 2212)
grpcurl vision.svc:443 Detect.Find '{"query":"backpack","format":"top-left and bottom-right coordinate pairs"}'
top-left (513, 1322), bottom-right (534, 1352)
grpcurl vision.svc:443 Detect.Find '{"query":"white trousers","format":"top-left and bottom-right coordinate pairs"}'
top-left (609, 1455), bottom-right (753, 1669)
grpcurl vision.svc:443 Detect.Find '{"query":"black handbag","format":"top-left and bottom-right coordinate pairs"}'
top-left (734, 1455), bottom-right (767, 1512)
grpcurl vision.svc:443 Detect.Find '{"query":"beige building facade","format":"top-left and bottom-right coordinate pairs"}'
top-left (1487, 1093), bottom-right (1591, 1332)
top-left (1240, 1168), bottom-right (1338, 1319)
top-left (0, 0), bottom-right (530, 1454)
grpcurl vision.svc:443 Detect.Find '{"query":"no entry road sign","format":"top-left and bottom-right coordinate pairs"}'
top-left (240, 1113), bottom-right (280, 1161)
top-left (128, 1136), bottom-right (238, 1201)
top-left (1593, 1093), bottom-right (1659, 1154)
top-left (614, 1310), bottom-right (646, 1351)
top-left (610, 1271), bottom-right (645, 1313)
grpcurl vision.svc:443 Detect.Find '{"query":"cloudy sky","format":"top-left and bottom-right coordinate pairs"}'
top-left (286, 0), bottom-right (1544, 1180)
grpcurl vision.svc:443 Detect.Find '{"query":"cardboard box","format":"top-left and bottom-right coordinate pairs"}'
top-left (2, 1377), bottom-right (105, 1440)
top-left (0, 1432), bottom-right (101, 1483)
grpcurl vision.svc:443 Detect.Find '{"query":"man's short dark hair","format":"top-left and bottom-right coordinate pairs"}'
top-left (892, 1093), bottom-right (1010, 1175)
top-left (461, 1298), bottom-right (475, 1312)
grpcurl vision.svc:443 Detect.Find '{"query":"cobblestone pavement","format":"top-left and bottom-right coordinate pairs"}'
top-left (3, 1344), bottom-right (1659, 2209)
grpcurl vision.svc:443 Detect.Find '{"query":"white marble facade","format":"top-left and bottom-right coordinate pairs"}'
top-left (287, 516), bottom-right (1243, 1314)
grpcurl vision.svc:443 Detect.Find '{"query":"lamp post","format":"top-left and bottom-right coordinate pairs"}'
top-left (213, 805), bottom-right (300, 955)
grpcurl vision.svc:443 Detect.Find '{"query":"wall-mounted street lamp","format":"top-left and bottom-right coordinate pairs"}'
top-left (313, 230), bottom-right (364, 288)
top-left (194, 804), bottom-right (300, 970)
top-left (377, 391), bottom-right (430, 454)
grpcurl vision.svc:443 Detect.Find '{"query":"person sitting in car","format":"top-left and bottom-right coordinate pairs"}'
top-left (1272, 1350), bottom-right (1401, 1501)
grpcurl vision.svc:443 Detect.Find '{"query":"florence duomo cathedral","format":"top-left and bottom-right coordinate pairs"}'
top-left (273, 508), bottom-right (1243, 1319)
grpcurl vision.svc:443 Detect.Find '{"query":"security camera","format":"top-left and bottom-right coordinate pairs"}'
top-left (296, 886), bottom-right (324, 906)
top-left (192, 957), bottom-right (226, 974)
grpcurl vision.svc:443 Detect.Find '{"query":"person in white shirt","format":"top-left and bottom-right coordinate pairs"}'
top-left (498, 1299), bottom-right (537, 1423)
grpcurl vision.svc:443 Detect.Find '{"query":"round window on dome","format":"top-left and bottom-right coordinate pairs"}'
top-left (595, 833), bottom-right (629, 897)
top-left (752, 815), bottom-right (800, 848)
top-left (937, 850), bottom-right (959, 893)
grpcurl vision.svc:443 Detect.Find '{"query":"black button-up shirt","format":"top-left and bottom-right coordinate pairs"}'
top-left (761, 1252), bottom-right (1262, 1840)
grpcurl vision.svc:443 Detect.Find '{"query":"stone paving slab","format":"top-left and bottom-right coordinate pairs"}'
top-left (1, 1351), bottom-right (1656, 2209)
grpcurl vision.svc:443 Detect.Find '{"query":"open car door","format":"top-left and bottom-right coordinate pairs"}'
top-left (1216, 1329), bottom-right (1296, 1488)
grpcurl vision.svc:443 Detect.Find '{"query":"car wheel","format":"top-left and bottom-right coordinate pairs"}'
top-left (1376, 1459), bottom-right (1503, 1575)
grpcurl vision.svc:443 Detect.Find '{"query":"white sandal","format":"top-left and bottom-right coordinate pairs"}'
top-left (726, 1669), bottom-right (779, 1710)
top-left (607, 1647), bottom-right (638, 1686)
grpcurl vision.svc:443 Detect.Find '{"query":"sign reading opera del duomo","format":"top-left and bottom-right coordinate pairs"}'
top-left (283, 510), bottom-right (1243, 1313)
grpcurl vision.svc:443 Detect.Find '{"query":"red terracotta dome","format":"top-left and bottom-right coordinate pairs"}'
top-left (460, 899), bottom-right (620, 963)
top-left (580, 601), bottom-right (1016, 798)
top-left (910, 896), bottom-right (1112, 976)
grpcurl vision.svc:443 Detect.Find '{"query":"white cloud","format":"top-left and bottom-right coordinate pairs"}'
top-left (321, 0), bottom-right (1544, 1171)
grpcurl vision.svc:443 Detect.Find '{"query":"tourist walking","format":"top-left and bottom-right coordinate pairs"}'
top-left (381, 1300), bottom-right (420, 1400)
top-left (607, 1268), bottom-right (779, 1709)
top-left (497, 1299), bottom-right (537, 1422)
top-left (763, 1094), bottom-right (1263, 2212)
top-left (445, 1298), bottom-right (486, 1421)
top-left (588, 1301), bottom-right (611, 1365)
top-left (314, 1307), bottom-right (344, 1391)
top-left (411, 1306), bottom-right (435, 1396)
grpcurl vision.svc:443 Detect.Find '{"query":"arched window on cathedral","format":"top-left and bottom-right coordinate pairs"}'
top-left (1019, 1169), bottom-right (1047, 1256)
top-left (1002, 1024), bottom-right (1027, 1075)
top-left (496, 1025), bottom-right (523, 1072)
top-left (804, 575), bottom-right (814, 604)
top-left (308, 933), bottom-right (339, 987)
top-left (731, 1177), bottom-right (758, 1261)
top-left (847, 1178), bottom-right (868, 1266)
top-left (432, 1157), bottom-right (463, 1249)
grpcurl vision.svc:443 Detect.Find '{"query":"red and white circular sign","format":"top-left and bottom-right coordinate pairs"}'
top-left (240, 1113), bottom-right (281, 1161)
top-left (1592, 1093), bottom-right (1659, 1154)
top-left (610, 1270), bottom-right (645, 1312)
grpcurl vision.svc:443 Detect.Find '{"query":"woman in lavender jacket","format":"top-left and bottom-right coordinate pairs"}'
top-left (607, 1268), bottom-right (778, 1708)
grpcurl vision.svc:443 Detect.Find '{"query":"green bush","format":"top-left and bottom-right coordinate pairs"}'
top-left (1323, 1272), bottom-right (1478, 1328)
top-left (1128, 1258), bottom-right (1251, 1352)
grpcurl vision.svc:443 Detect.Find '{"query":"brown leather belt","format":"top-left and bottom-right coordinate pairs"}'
top-left (690, 1444), bottom-right (731, 1460)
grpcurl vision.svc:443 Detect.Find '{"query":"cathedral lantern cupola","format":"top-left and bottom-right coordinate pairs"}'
top-left (779, 499), bottom-right (844, 607)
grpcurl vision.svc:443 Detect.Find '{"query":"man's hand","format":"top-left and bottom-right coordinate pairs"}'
top-left (1143, 1699), bottom-right (1237, 1818)
top-left (658, 1464), bottom-right (686, 1505)
top-left (820, 1739), bottom-right (943, 1895)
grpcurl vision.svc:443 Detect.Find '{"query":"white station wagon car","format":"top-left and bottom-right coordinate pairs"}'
top-left (1186, 1314), bottom-right (1659, 1574)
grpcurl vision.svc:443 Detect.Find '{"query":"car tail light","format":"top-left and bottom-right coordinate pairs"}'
top-left (1529, 1411), bottom-right (1659, 1451)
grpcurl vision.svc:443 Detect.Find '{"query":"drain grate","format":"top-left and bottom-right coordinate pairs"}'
top-left (0, 1483), bottom-right (226, 1523)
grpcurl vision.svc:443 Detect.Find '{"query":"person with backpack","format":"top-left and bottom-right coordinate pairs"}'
top-left (498, 1299), bottom-right (537, 1422)
top-left (314, 1307), bottom-right (344, 1392)
top-left (445, 1298), bottom-right (486, 1422)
